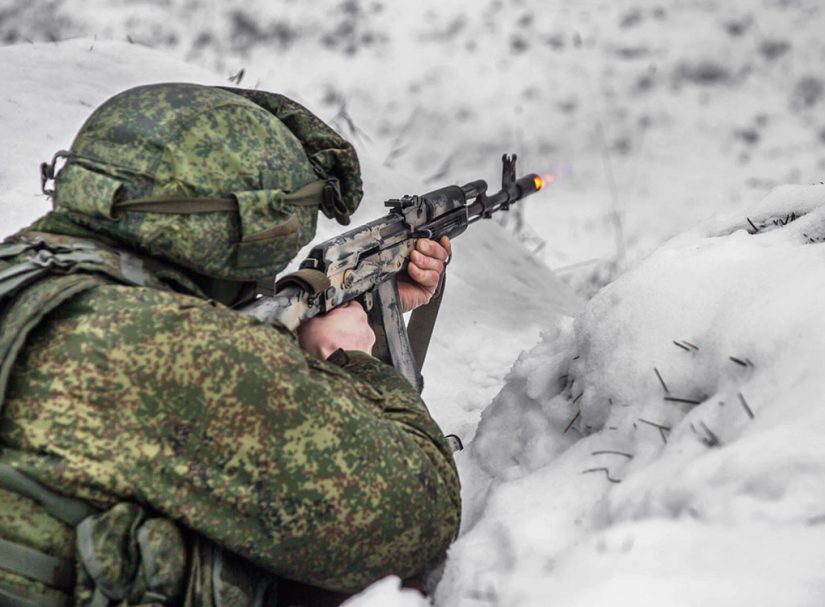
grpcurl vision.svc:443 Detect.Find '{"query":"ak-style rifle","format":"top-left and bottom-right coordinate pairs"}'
top-left (241, 154), bottom-right (543, 394)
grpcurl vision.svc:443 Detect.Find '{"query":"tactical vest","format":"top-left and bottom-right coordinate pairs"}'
top-left (0, 233), bottom-right (274, 607)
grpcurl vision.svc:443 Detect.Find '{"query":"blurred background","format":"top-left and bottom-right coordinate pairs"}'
top-left (3, 0), bottom-right (824, 296)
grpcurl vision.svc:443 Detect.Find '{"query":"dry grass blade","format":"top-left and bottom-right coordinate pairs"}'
top-left (591, 450), bottom-right (634, 459)
top-left (654, 367), bottom-right (669, 393)
top-left (738, 392), bottom-right (755, 419)
top-left (581, 467), bottom-right (621, 483)
top-left (664, 396), bottom-right (702, 405)
top-left (564, 410), bottom-right (581, 434)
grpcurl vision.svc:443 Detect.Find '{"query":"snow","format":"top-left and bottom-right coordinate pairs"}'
top-left (342, 577), bottom-right (429, 607)
top-left (3, 1), bottom-right (825, 605)
top-left (432, 184), bottom-right (825, 605)
top-left (6, 0), bottom-right (825, 275)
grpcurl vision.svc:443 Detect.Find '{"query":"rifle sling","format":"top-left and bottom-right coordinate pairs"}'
top-left (0, 464), bottom-right (96, 527)
top-left (407, 273), bottom-right (445, 370)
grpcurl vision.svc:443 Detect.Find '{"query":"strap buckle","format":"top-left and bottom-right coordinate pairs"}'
top-left (40, 150), bottom-right (70, 198)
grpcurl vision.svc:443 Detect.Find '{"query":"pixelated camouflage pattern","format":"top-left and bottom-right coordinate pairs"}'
top-left (1, 284), bottom-right (460, 594)
top-left (0, 230), bottom-right (211, 412)
top-left (52, 83), bottom-right (341, 281)
top-left (136, 518), bottom-right (188, 602)
top-left (0, 486), bottom-right (74, 607)
top-left (223, 87), bottom-right (363, 224)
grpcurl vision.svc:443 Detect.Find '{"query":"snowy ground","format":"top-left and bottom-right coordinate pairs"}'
top-left (432, 184), bottom-right (825, 605)
top-left (4, 0), bottom-right (825, 283)
top-left (2, 1), bottom-right (825, 605)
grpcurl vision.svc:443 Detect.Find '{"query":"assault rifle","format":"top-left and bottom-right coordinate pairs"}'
top-left (241, 154), bottom-right (543, 394)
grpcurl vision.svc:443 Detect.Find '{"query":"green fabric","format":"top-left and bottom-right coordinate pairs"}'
top-left (109, 179), bottom-right (330, 217)
top-left (0, 538), bottom-right (72, 590)
top-left (1, 284), bottom-right (460, 593)
top-left (0, 585), bottom-right (66, 607)
top-left (113, 197), bottom-right (237, 214)
top-left (74, 503), bottom-right (188, 606)
top-left (0, 271), bottom-right (105, 414)
top-left (48, 84), bottom-right (341, 281)
top-left (0, 232), bottom-right (206, 414)
top-left (0, 481), bottom-right (74, 607)
top-left (221, 87), bottom-right (362, 225)
top-left (0, 464), bottom-right (95, 526)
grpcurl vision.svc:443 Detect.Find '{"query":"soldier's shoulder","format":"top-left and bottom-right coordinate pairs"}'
top-left (67, 284), bottom-right (212, 314)
top-left (57, 284), bottom-right (253, 336)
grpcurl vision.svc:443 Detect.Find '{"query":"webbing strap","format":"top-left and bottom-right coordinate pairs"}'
top-left (0, 252), bottom-right (104, 302)
top-left (0, 265), bottom-right (47, 301)
top-left (0, 242), bottom-right (35, 259)
top-left (113, 197), bottom-right (236, 214)
top-left (0, 464), bottom-right (97, 527)
top-left (111, 179), bottom-right (330, 214)
top-left (282, 179), bottom-right (328, 207)
top-left (0, 538), bottom-right (73, 591)
top-left (0, 585), bottom-right (65, 607)
top-left (241, 216), bottom-right (300, 243)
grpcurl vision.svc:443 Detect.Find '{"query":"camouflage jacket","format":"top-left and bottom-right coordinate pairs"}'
top-left (0, 233), bottom-right (461, 606)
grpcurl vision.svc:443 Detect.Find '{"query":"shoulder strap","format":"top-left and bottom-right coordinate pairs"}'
top-left (0, 464), bottom-right (97, 605)
top-left (0, 464), bottom-right (96, 526)
top-left (0, 585), bottom-right (67, 607)
top-left (0, 537), bottom-right (73, 591)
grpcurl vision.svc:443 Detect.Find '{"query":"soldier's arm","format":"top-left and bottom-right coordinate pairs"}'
top-left (3, 285), bottom-right (460, 594)
top-left (168, 299), bottom-right (461, 592)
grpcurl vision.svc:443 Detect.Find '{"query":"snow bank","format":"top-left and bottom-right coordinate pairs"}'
top-left (341, 577), bottom-right (428, 607)
top-left (431, 184), bottom-right (825, 605)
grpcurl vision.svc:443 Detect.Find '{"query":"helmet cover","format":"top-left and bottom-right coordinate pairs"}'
top-left (49, 83), bottom-right (362, 281)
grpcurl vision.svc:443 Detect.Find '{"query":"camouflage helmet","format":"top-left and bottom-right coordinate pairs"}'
top-left (42, 83), bottom-right (363, 281)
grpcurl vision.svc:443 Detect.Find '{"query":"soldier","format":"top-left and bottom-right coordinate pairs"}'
top-left (0, 83), bottom-right (460, 606)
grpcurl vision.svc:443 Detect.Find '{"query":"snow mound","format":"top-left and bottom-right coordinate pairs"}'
top-left (436, 184), bottom-right (825, 605)
top-left (342, 577), bottom-right (428, 607)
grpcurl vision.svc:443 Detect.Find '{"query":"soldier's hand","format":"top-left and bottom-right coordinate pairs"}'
top-left (296, 301), bottom-right (376, 359)
top-left (397, 236), bottom-right (451, 313)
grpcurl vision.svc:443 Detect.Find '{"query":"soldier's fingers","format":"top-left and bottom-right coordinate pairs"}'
top-left (416, 238), bottom-right (450, 261)
top-left (439, 236), bottom-right (452, 258)
top-left (408, 263), bottom-right (440, 289)
top-left (410, 250), bottom-right (445, 273)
